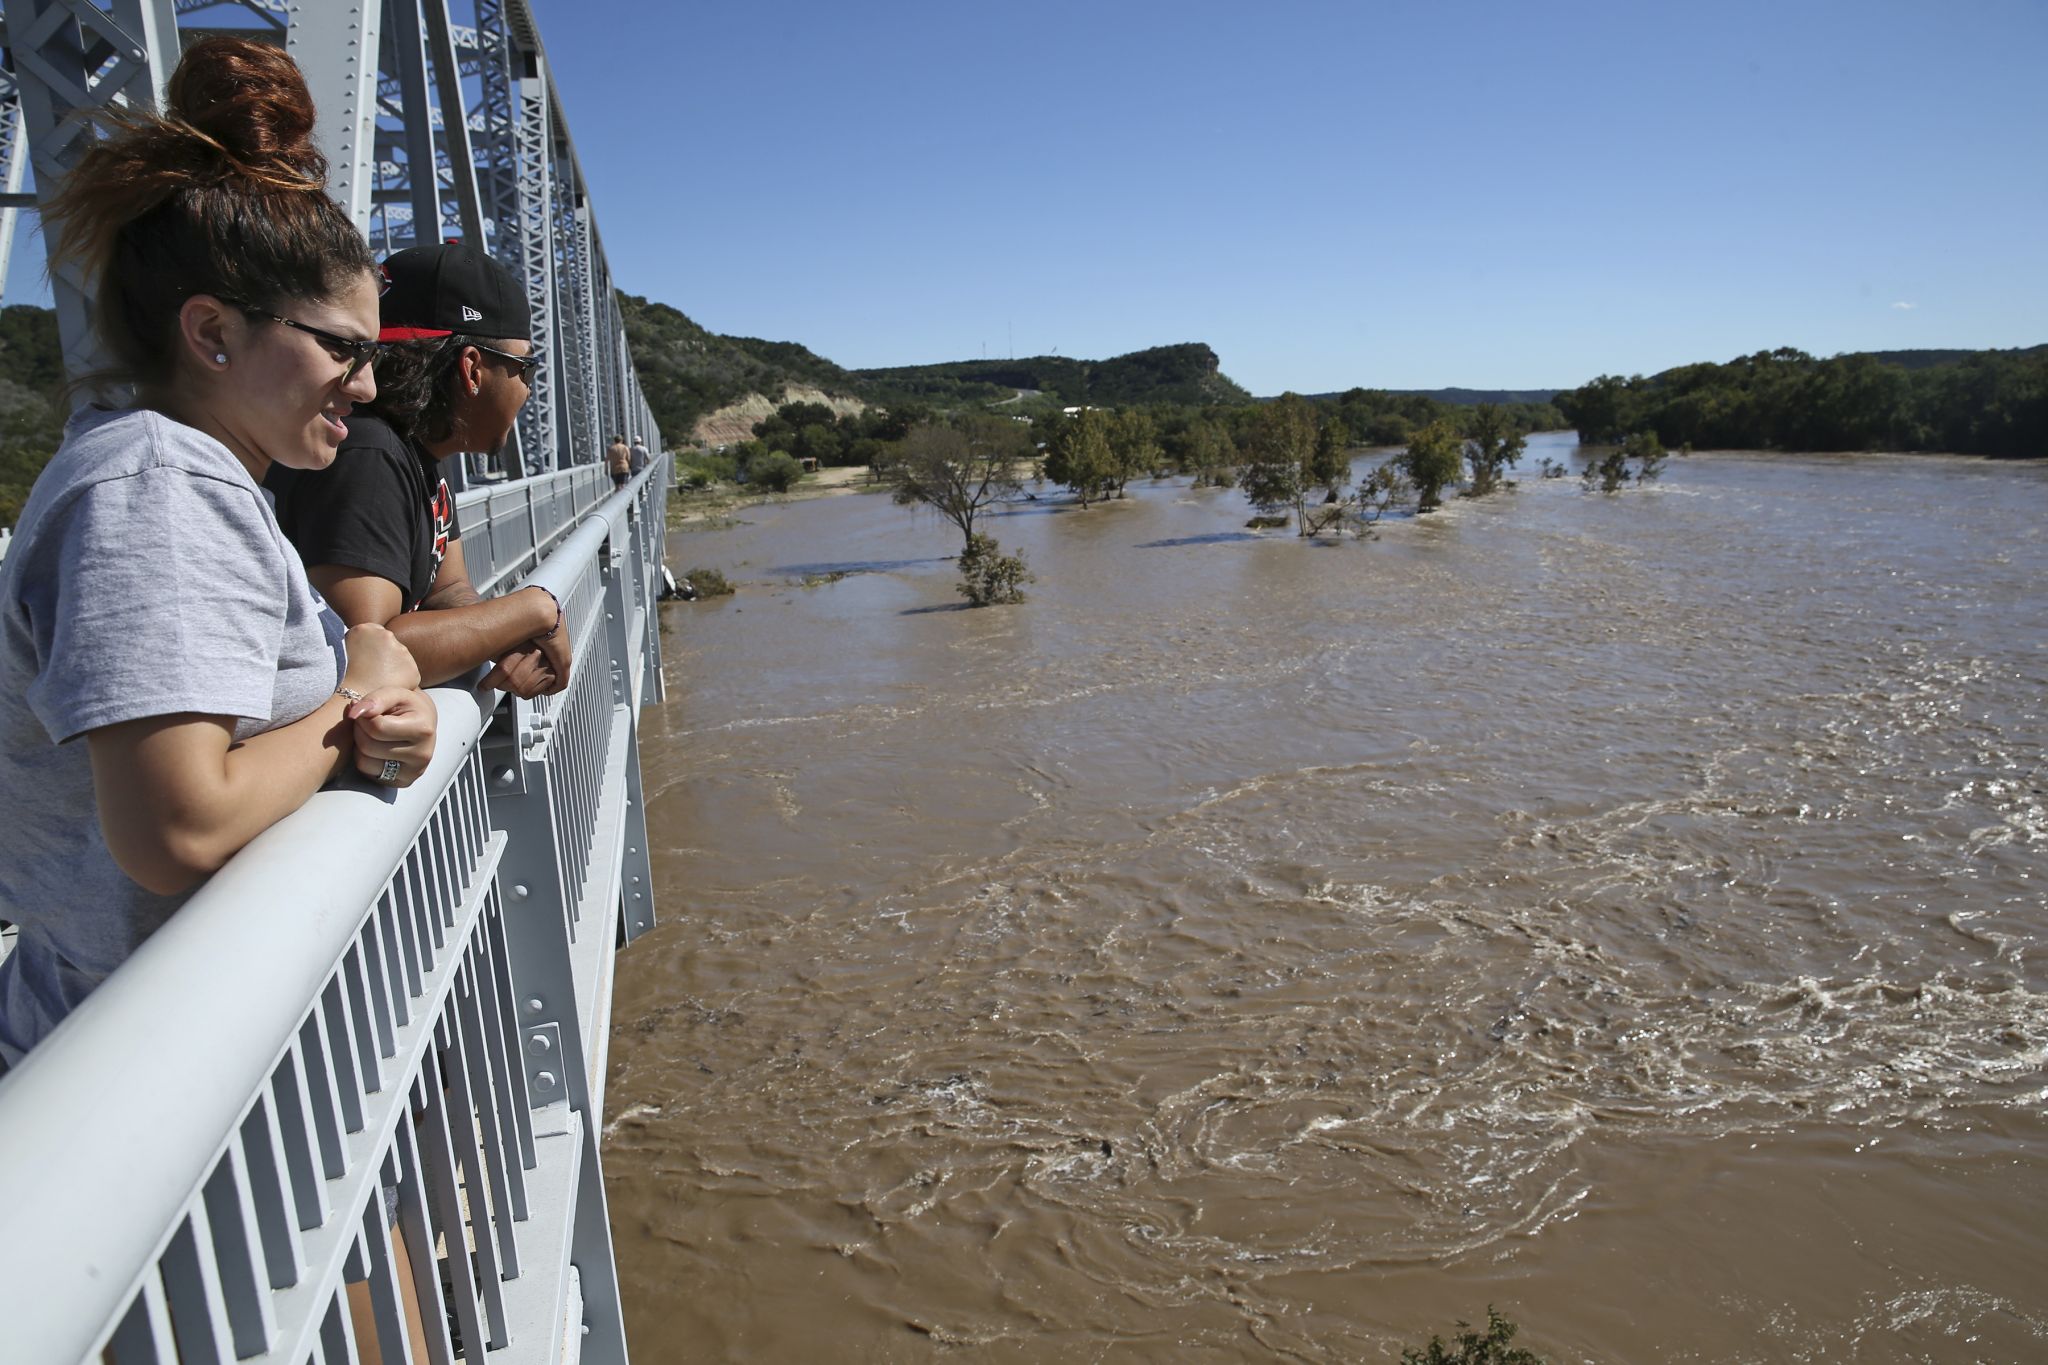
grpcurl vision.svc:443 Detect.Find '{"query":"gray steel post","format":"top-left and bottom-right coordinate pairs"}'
top-left (3, 0), bottom-right (180, 385)
top-left (384, 0), bottom-right (443, 246)
top-left (420, 0), bottom-right (485, 246)
top-left (515, 49), bottom-right (561, 470)
top-left (287, 0), bottom-right (384, 232)
top-left (0, 67), bottom-right (27, 303)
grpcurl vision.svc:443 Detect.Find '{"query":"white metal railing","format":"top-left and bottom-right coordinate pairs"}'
top-left (0, 455), bottom-right (671, 1364)
top-left (455, 462), bottom-right (616, 597)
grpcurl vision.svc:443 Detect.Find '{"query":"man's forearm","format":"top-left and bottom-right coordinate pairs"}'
top-left (386, 589), bottom-right (552, 686)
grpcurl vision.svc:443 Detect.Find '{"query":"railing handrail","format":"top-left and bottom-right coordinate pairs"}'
top-left (0, 457), bottom-right (670, 1361)
top-left (0, 687), bottom-right (488, 1363)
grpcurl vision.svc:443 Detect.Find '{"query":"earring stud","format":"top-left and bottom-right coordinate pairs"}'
top-left (214, 353), bottom-right (229, 366)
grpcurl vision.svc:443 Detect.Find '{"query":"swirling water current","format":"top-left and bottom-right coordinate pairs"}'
top-left (604, 435), bottom-right (2047, 1362)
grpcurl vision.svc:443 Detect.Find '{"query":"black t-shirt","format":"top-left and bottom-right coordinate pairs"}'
top-left (266, 413), bottom-right (461, 612)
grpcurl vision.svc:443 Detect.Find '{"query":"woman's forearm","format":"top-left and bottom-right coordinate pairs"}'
top-left (90, 695), bottom-right (357, 895)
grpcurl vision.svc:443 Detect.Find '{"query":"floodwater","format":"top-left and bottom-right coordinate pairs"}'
top-left (603, 433), bottom-right (2048, 1362)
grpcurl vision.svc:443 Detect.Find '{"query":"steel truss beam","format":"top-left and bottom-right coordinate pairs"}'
top-left (0, 0), bottom-right (661, 474)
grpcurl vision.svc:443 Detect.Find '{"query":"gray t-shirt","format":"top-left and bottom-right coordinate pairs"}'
top-left (0, 407), bottom-right (347, 1066)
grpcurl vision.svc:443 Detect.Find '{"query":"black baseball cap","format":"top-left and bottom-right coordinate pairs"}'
top-left (378, 243), bottom-right (532, 341)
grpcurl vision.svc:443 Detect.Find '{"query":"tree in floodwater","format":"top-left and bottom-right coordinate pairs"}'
top-left (1184, 418), bottom-right (1239, 487)
top-left (1310, 414), bottom-right (1353, 495)
top-left (1401, 1307), bottom-right (1545, 1365)
top-left (1584, 429), bottom-right (1667, 492)
top-left (1462, 404), bottom-right (1526, 497)
top-left (1397, 419), bottom-right (1465, 511)
top-left (1043, 408), bottom-right (1117, 506)
top-left (1351, 461), bottom-right (1408, 536)
top-left (1239, 392), bottom-right (1355, 536)
top-left (1107, 408), bottom-right (1161, 497)
top-left (956, 532), bottom-right (1032, 606)
top-left (884, 413), bottom-right (1029, 551)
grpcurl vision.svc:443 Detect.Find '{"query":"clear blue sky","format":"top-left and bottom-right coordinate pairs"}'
top-left (10, 0), bottom-right (2042, 394)
top-left (533, 0), bottom-right (2045, 393)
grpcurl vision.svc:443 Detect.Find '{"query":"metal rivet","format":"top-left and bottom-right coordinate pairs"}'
top-left (535, 1071), bottom-right (557, 1091)
top-left (526, 998), bottom-right (544, 1013)
top-left (528, 1034), bottom-right (552, 1055)
top-left (512, 883), bottom-right (530, 898)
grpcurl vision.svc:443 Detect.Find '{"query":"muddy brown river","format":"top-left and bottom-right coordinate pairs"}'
top-left (603, 434), bottom-right (2046, 1362)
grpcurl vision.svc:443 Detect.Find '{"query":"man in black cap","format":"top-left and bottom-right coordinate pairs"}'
top-left (268, 243), bottom-right (569, 697)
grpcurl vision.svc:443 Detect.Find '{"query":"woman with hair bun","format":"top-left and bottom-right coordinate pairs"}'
top-left (0, 36), bottom-right (437, 1069)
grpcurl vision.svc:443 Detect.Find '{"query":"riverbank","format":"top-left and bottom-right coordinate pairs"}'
top-left (667, 462), bottom-right (879, 529)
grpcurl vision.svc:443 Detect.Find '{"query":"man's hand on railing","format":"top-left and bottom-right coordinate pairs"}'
top-left (479, 640), bottom-right (567, 699)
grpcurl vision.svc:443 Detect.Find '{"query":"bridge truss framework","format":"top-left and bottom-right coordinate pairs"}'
top-left (0, 0), bottom-right (659, 475)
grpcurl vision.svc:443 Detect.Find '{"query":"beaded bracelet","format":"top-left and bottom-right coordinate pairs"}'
top-left (532, 585), bottom-right (563, 641)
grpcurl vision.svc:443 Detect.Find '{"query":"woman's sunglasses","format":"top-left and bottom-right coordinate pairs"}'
top-left (227, 301), bottom-right (384, 383)
top-left (468, 341), bottom-right (542, 382)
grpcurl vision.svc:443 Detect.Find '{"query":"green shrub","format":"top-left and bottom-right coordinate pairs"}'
top-left (683, 566), bottom-right (735, 597)
top-left (748, 450), bottom-right (803, 493)
top-left (956, 532), bottom-right (1031, 607)
top-left (1583, 429), bottom-right (1666, 493)
top-left (1402, 1308), bottom-right (1544, 1365)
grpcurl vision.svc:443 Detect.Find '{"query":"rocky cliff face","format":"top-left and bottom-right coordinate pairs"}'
top-left (692, 387), bottom-right (867, 448)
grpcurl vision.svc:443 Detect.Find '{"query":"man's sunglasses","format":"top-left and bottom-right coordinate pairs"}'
top-left (468, 341), bottom-right (542, 382)
top-left (227, 301), bottom-right (384, 383)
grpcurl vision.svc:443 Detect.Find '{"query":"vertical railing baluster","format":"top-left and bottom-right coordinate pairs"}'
top-left (455, 950), bottom-right (525, 1254)
top-left (355, 1186), bottom-right (409, 1364)
top-left (106, 1270), bottom-right (175, 1364)
top-left (241, 1093), bottom-right (305, 1290)
top-left (375, 897), bottom-right (413, 1032)
top-left (416, 1042), bottom-right (488, 1358)
top-left (438, 995), bottom-right (511, 1347)
top-left (321, 978), bottom-right (369, 1134)
top-left (202, 1142), bottom-right (277, 1356)
top-left (480, 899), bottom-right (538, 1172)
top-left (317, 1281), bottom-right (354, 1363)
top-left (342, 945), bottom-right (385, 1094)
top-left (272, 1041), bottom-right (332, 1229)
top-left (160, 1202), bottom-right (232, 1362)
top-left (298, 1014), bottom-right (349, 1181)
top-left (393, 1103), bottom-right (456, 1365)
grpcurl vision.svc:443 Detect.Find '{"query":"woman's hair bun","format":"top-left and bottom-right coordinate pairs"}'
top-left (165, 36), bottom-right (326, 187)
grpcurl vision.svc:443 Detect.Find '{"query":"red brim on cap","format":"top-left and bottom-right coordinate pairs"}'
top-left (380, 325), bottom-right (456, 341)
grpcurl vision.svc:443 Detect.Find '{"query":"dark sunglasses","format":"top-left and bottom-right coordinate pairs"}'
top-left (468, 341), bottom-right (541, 382)
top-left (226, 300), bottom-right (384, 382)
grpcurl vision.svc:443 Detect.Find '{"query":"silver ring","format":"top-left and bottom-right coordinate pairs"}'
top-left (379, 758), bottom-right (403, 785)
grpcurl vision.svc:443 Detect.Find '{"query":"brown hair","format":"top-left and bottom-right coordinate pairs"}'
top-left (40, 35), bottom-right (375, 390)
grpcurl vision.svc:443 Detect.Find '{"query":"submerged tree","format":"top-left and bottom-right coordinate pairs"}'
top-left (1351, 462), bottom-right (1408, 536)
top-left (1107, 408), bottom-right (1162, 496)
top-left (1239, 392), bottom-right (1355, 536)
top-left (1397, 419), bottom-right (1465, 511)
top-left (1584, 429), bottom-right (1666, 492)
top-left (1401, 1307), bottom-right (1545, 1365)
top-left (956, 532), bottom-right (1032, 606)
top-left (884, 413), bottom-right (1029, 550)
top-left (1043, 408), bottom-right (1117, 505)
top-left (1184, 418), bottom-right (1239, 487)
top-left (1462, 403), bottom-right (1526, 497)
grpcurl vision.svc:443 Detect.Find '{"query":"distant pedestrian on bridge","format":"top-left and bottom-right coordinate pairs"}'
top-left (268, 243), bottom-right (570, 699)
top-left (607, 432), bottom-right (633, 488)
top-left (630, 434), bottom-right (649, 474)
top-left (0, 37), bottom-right (436, 1070)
